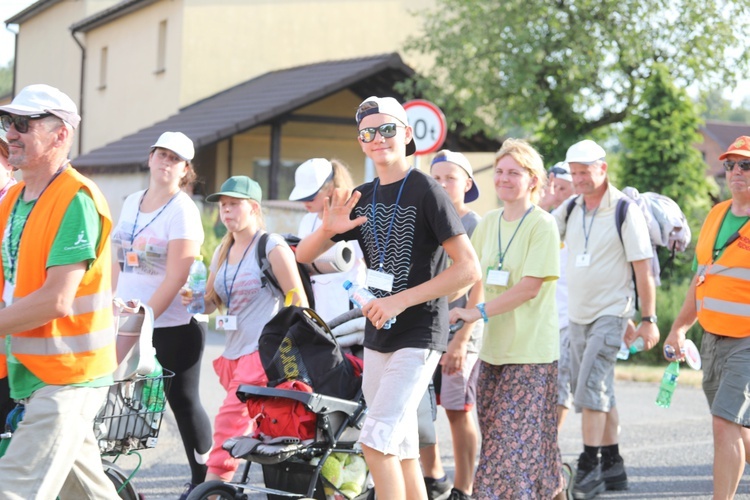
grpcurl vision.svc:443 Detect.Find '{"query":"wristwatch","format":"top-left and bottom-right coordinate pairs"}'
top-left (476, 303), bottom-right (489, 323)
top-left (641, 315), bottom-right (658, 324)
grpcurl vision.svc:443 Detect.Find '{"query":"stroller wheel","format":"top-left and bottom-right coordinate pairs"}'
top-left (186, 480), bottom-right (246, 499)
top-left (102, 459), bottom-right (139, 500)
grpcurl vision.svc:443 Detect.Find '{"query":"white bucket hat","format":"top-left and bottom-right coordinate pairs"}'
top-left (565, 140), bottom-right (606, 164)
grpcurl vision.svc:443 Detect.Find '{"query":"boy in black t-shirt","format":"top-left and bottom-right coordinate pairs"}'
top-left (296, 97), bottom-right (480, 500)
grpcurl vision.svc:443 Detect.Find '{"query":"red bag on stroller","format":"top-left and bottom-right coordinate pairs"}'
top-left (245, 379), bottom-right (317, 441)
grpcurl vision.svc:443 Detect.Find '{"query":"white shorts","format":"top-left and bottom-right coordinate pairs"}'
top-left (359, 347), bottom-right (440, 459)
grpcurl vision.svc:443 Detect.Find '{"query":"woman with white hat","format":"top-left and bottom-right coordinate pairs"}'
top-left (111, 131), bottom-right (212, 498)
top-left (289, 158), bottom-right (366, 322)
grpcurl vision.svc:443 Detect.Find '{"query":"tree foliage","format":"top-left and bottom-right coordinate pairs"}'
top-left (620, 64), bottom-right (716, 283)
top-left (699, 89), bottom-right (750, 124)
top-left (620, 64), bottom-right (715, 219)
top-left (0, 61), bottom-right (12, 98)
top-left (404, 0), bottom-right (750, 159)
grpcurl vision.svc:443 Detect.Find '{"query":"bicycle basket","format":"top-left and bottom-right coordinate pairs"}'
top-left (95, 368), bottom-right (174, 455)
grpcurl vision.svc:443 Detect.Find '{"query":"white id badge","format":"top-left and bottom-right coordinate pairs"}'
top-left (366, 268), bottom-right (394, 292)
top-left (2, 281), bottom-right (15, 306)
top-left (215, 315), bottom-right (237, 331)
top-left (487, 269), bottom-right (510, 286)
top-left (575, 253), bottom-right (591, 267)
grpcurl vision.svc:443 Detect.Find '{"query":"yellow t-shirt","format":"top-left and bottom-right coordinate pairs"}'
top-left (471, 207), bottom-right (560, 365)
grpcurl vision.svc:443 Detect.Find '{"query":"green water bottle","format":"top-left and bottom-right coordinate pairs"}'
top-left (141, 359), bottom-right (165, 413)
top-left (656, 361), bottom-right (680, 408)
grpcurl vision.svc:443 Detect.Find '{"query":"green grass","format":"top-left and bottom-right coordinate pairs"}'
top-left (615, 363), bottom-right (702, 387)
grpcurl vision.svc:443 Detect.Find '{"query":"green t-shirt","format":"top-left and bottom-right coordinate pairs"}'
top-left (471, 207), bottom-right (560, 365)
top-left (693, 209), bottom-right (750, 271)
top-left (3, 190), bottom-right (112, 399)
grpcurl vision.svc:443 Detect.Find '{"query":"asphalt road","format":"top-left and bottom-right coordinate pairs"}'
top-left (113, 329), bottom-right (750, 499)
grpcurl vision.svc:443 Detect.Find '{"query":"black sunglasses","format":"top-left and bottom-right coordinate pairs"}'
top-left (358, 123), bottom-right (402, 143)
top-left (723, 159), bottom-right (750, 172)
top-left (0, 113), bottom-right (52, 134)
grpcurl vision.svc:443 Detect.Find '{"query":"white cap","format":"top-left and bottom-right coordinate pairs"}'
top-left (0, 84), bottom-right (81, 129)
top-left (150, 131), bottom-right (194, 161)
top-left (549, 161), bottom-right (572, 182)
top-left (289, 158), bottom-right (334, 201)
top-left (565, 139), bottom-right (606, 164)
top-left (355, 96), bottom-right (416, 156)
top-left (430, 150), bottom-right (480, 203)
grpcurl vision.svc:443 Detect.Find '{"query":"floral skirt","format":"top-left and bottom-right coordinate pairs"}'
top-left (474, 361), bottom-right (562, 499)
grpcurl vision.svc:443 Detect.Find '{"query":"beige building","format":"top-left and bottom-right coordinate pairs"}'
top-left (6, 0), bottom-right (500, 222)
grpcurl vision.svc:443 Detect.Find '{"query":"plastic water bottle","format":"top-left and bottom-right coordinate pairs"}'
top-left (187, 256), bottom-right (207, 314)
top-left (616, 336), bottom-right (645, 360)
top-left (656, 361), bottom-right (680, 408)
top-left (141, 359), bottom-right (166, 413)
top-left (343, 280), bottom-right (395, 329)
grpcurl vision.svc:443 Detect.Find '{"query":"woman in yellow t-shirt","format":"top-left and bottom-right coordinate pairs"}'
top-left (450, 138), bottom-right (563, 499)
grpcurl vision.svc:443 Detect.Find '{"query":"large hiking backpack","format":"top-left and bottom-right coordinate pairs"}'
top-left (564, 187), bottom-right (691, 286)
top-left (256, 232), bottom-right (315, 309)
top-left (258, 306), bottom-right (362, 401)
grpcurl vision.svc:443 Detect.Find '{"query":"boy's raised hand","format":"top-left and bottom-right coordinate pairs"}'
top-left (321, 188), bottom-right (367, 235)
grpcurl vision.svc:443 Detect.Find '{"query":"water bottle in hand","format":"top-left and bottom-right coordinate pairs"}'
top-left (656, 361), bottom-right (680, 408)
top-left (187, 256), bottom-right (207, 314)
top-left (343, 280), bottom-right (395, 329)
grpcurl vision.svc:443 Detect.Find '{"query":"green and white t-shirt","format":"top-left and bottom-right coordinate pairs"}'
top-left (2, 190), bottom-right (111, 399)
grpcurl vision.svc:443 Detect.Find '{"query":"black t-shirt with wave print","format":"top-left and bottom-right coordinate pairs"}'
top-left (334, 169), bottom-right (465, 353)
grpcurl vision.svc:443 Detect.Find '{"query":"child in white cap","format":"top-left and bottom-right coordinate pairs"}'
top-left (289, 158), bottom-right (366, 323)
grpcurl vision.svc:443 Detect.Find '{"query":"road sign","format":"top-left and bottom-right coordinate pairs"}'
top-left (404, 99), bottom-right (447, 155)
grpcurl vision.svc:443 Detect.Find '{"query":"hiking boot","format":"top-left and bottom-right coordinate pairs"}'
top-left (572, 453), bottom-right (605, 500)
top-left (449, 487), bottom-right (472, 500)
top-left (601, 454), bottom-right (629, 491)
top-left (425, 476), bottom-right (452, 500)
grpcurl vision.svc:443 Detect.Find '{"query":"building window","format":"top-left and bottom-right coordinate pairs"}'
top-left (253, 159), bottom-right (300, 200)
top-left (98, 46), bottom-right (108, 90)
top-left (156, 20), bottom-right (167, 74)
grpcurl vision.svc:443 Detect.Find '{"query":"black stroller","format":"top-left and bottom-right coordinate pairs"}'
top-left (188, 307), bottom-right (374, 500)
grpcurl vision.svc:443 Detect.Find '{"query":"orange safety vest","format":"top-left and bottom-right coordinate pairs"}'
top-left (694, 200), bottom-right (750, 338)
top-left (0, 167), bottom-right (116, 383)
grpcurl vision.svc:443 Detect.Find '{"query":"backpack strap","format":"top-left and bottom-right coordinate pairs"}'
top-left (564, 196), bottom-right (580, 224)
top-left (614, 197), bottom-right (630, 244)
top-left (256, 232), bottom-right (281, 292)
top-left (614, 196), bottom-right (641, 310)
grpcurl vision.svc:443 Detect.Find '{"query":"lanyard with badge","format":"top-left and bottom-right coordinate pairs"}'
top-left (217, 231), bottom-right (260, 330)
top-left (487, 205), bottom-right (534, 287)
top-left (124, 190), bottom-right (178, 267)
top-left (4, 162), bottom-right (69, 306)
top-left (576, 202), bottom-right (599, 268)
top-left (365, 169), bottom-right (413, 293)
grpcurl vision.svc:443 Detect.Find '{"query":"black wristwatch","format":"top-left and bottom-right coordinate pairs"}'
top-left (641, 315), bottom-right (658, 324)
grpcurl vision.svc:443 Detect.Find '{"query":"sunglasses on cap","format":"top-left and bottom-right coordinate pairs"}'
top-left (723, 159), bottom-right (750, 172)
top-left (549, 166), bottom-right (569, 176)
top-left (0, 113), bottom-right (53, 134)
top-left (358, 123), bottom-right (403, 143)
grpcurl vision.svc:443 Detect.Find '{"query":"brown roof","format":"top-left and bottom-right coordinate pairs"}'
top-left (702, 120), bottom-right (750, 150)
top-left (73, 53), bottom-right (499, 169)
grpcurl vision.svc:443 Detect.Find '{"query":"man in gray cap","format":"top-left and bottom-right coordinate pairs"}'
top-left (552, 140), bottom-right (658, 499)
top-left (0, 84), bottom-right (119, 499)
